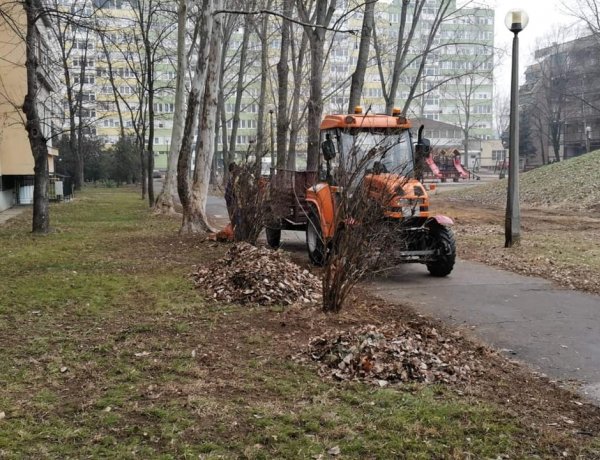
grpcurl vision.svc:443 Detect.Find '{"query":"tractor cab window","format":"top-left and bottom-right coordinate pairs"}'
top-left (338, 129), bottom-right (413, 178)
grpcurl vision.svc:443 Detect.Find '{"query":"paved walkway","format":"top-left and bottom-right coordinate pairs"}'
top-left (0, 206), bottom-right (28, 225)
top-left (369, 261), bottom-right (600, 403)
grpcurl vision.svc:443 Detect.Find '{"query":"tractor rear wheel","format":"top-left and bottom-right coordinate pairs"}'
top-left (265, 226), bottom-right (281, 249)
top-left (426, 226), bottom-right (456, 277)
top-left (306, 206), bottom-right (326, 266)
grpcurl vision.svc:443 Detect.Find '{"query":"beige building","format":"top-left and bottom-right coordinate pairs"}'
top-left (479, 139), bottom-right (507, 169)
top-left (0, 0), bottom-right (62, 212)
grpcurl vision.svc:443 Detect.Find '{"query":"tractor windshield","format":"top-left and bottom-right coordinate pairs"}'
top-left (339, 129), bottom-right (413, 177)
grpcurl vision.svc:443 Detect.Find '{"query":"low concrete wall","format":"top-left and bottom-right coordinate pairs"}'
top-left (0, 188), bottom-right (15, 212)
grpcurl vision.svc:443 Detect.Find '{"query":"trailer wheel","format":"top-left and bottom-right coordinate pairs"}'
top-left (306, 206), bottom-right (326, 266)
top-left (265, 226), bottom-right (281, 249)
top-left (426, 226), bottom-right (456, 277)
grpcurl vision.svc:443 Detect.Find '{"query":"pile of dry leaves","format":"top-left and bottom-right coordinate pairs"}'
top-left (305, 323), bottom-right (483, 385)
top-left (192, 243), bottom-right (322, 305)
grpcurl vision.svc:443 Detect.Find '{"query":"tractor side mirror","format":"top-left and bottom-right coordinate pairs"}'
top-left (322, 137), bottom-right (336, 161)
top-left (415, 124), bottom-right (430, 160)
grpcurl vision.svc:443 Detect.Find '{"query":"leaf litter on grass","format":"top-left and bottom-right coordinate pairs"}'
top-left (301, 322), bottom-right (484, 386)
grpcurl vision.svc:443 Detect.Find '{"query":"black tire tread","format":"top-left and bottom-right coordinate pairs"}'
top-left (426, 226), bottom-right (456, 277)
top-left (306, 207), bottom-right (326, 266)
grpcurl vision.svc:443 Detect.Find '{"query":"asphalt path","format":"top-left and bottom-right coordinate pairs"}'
top-left (203, 192), bottom-right (600, 403)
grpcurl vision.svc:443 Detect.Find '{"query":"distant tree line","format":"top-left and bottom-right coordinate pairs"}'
top-left (55, 135), bottom-right (141, 185)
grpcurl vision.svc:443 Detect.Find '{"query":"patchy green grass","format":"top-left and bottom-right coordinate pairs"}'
top-left (0, 187), bottom-right (599, 459)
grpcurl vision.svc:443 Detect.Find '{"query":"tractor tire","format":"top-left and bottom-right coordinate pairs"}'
top-left (306, 206), bottom-right (327, 266)
top-left (265, 226), bottom-right (281, 249)
top-left (426, 226), bottom-right (456, 277)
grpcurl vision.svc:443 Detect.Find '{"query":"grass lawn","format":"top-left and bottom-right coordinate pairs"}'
top-left (1, 187), bottom-right (599, 459)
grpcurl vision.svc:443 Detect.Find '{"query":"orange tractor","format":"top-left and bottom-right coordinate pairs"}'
top-left (265, 108), bottom-right (456, 277)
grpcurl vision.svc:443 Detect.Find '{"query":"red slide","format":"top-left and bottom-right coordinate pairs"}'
top-left (425, 154), bottom-right (443, 179)
top-left (453, 155), bottom-right (469, 179)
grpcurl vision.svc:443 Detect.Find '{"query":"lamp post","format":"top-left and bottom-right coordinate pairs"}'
top-left (504, 9), bottom-right (529, 248)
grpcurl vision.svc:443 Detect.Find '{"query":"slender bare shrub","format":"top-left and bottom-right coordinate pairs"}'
top-left (317, 133), bottom-right (413, 312)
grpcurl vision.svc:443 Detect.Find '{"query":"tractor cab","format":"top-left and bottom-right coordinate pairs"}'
top-left (318, 107), bottom-right (431, 186)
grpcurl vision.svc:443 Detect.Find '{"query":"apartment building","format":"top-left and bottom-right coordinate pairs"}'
top-left (222, 0), bottom-right (495, 168)
top-left (0, 0), bottom-right (63, 211)
top-left (345, 0), bottom-right (494, 137)
top-left (54, 0), bottom-right (495, 174)
top-left (520, 35), bottom-right (600, 165)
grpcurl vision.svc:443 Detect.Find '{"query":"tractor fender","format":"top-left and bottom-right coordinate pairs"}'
top-left (427, 215), bottom-right (454, 227)
top-left (305, 183), bottom-right (337, 239)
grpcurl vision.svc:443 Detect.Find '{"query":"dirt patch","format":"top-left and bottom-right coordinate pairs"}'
top-left (432, 197), bottom-right (600, 295)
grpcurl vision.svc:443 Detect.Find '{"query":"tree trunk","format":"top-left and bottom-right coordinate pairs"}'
top-left (24, 0), bottom-right (50, 233)
top-left (297, 0), bottom-right (337, 172)
top-left (288, 31), bottom-right (308, 170)
top-left (347, 0), bottom-right (375, 113)
top-left (218, 67), bottom-right (230, 185)
top-left (254, 5), bottom-right (271, 168)
top-left (276, 0), bottom-right (292, 170)
top-left (74, 31), bottom-right (90, 190)
top-left (178, 0), bottom-right (213, 233)
top-left (146, 56), bottom-right (155, 207)
top-left (226, 14), bottom-right (251, 181)
top-left (306, 34), bottom-right (325, 172)
top-left (155, 0), bottom-right (188, 215)
top-left (187, 1), bottom-right (224, 233)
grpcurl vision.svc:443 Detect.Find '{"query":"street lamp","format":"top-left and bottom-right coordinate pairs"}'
top-left (504, 9), bottom-right (529, 248)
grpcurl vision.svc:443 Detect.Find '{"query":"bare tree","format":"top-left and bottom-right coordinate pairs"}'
top-left (444, 65), bottom-right (493, 166)
top-left (154, 0), bottom-right (188, 215)
top-left (287, 28), bottom-right (309, 170)
top-left (22, 0), bottom-right (52, 232)
top-left (253, 0), bottom-right (273, 168)
top-left (296, 0), bottom-right (337, 172)
top-left (97, 0), bottom-right (176, 205)
top-left (347, 0), bottom-right (376, 113)
top-left (275, 0), bottom-right (293, 169)
top-left (50, 0), bottom-right (97, 190)
top-left (563, 0), bottom-right (600, 39)
top-left (187, 0), bottom-right (224, 232)
top-left (520, 31), bottom-right (576, 164)
top-left (177, 0), bottom-right (227, 234)
top-left (0, 0), bottom-right (63, 232)
top-left (494, 93), bottom-right (510, 140)
top-left (372, 0), bottom-right (490, 117)
top-left (225, 13), bottom-right (252, 178)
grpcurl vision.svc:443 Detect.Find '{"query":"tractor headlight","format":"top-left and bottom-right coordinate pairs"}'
top-left (395, 198), bottom-right (420, 217)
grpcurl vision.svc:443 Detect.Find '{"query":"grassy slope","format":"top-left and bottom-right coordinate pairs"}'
top-left (447, 150), bottom-right (600, 210)
top-left (0, 188), bottom-right (598, 459)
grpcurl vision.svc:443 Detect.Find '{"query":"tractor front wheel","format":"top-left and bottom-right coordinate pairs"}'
top-left (306, 206), bottom-right (326, 266)
top-left (426, 226), bottom-right (456, 277)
